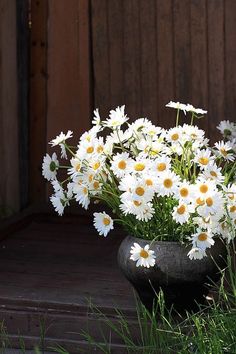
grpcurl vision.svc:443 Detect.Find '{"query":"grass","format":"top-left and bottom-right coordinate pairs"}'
top-left (1, 246), bottom-right (236, 353)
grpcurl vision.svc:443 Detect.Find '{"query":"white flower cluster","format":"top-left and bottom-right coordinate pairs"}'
top-left (42, 103), bottom-right (236, 267)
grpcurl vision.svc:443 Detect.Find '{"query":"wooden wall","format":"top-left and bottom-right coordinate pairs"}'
top-left (1, 0), bottom-right (236, 211)
top-left (91, 0), bottom-right (236, 136)
top-left (0, 1), bottom-right (19, 214)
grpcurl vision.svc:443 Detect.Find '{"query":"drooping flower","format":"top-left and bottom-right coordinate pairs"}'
top-left (93, 212), bottom-right (114, 236)
top-left (42, 153), bottom-right (59, 181)
top-left (49, 131), bottom-right (73, 158)
top-left (187, 247), bottom-right (206, 260)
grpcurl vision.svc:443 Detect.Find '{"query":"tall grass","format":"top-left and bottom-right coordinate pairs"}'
top-left (79, 245), bottom-right (236, 354)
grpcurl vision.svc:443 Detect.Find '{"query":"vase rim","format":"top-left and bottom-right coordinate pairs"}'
top-left (128, 235), bottom-right (186, 245)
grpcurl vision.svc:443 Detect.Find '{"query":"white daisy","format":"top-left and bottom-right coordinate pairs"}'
top-left (111, 152), bottom-right (133, 178)
top-left (174, 180), bottom-right (195, 203)
top-left (93, 212), bottom-right (114, 236)
top-left (214, 141), bottom-right (235, 162)
top-left (42, 153), bottom-right (59, 181)
top-left (68, 157), bottom-right (83, 177)
top-left (194, 148), bottom-right (214, 169)
top-left (92, 108), bottom-right (101, 126)
top-left (197, 192), bottom-right (224, 218)
top-left (217, 120), bottom-right (236, 139)
top-left (165, 101), bottom-right (188, 114)
top-left (132, 158), bottom-right (151, 175)
top-left (152, 155), bottom-right (171, 175)
top-left (187, 247), bottom-right (206, 260)
top-left (50, 188), bottom-right (70, 216)
top-left (200, 163), bottom-right (224, 184)
top-left (166, 127), bottom-right (183, 145)
top-left (191, 230), bottom-right (215, 250)
top-left (156, 171), bottom-right (180, 197)
top-left (185, 104), bottom-right (207, 115)
top-left (130, 243), bottom-right (156, 268)
top-left (72, 180), bottom-right (90, 209)
top-left (194, 179), bottom-right (217, 200)
top-left (104, 105), bottom-right (129, 128)
top-left (172, 202), bottom-right (195, 224)
top-left (49, 131), bottom-right (73, 158)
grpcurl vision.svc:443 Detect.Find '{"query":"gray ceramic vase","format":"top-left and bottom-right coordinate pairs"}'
top-left (117, 235), bottom-right (227, 311)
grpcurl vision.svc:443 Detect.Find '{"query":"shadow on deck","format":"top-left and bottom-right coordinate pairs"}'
top-left (0, 210), bottom-right (136, 353)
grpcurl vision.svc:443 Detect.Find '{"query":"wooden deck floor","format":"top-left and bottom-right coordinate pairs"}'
top-left (0, 212), bottom-right (136, 352)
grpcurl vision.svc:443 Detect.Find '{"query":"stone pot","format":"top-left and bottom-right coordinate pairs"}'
top-left (117, 235), bottom-right (227, 312)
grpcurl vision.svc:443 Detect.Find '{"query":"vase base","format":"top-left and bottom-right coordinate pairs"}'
top-left (136, 283), bottom-right (209, 313)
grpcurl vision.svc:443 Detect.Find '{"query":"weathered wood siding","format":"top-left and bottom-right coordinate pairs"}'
top-left (91, 0), bottom-right (236, 137)
top-left (1, 0), bottom-right (236, 210)
top-left (0, 1), bottom-right (19, 213)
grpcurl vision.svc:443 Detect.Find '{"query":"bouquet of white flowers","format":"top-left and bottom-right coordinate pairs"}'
top-left (42, 102), bottom-right (236, 267)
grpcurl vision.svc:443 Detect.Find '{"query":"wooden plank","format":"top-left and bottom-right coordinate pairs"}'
top-left (0, 0), bottom-right (19, 213)
top-left (156, 0), bottom-right (176, 128)
top-left (16, 0), bottom-right (30, 209)
top-left (47, 0), bottom-right (91, 145)
top-left (91, 0), bottom-right (110, 118)
top-left (190, 0), bottom-right (208, 133)
top-left (29, 0), bottom-right (48, 204)
top-left (140, 0), bottom-right (158, 123)
top-left (173, 0), bottom-right (192, 105)
top-left (207, 0), bottom-right (225, 141)
top-left (0, 215), bottom-right (136, 351)
top-left (123, 0), bottom-right (142, 120)
top-left (224, 0), bottom-right (236, 122)
top-left (107, 0), bottom-right (124, 109)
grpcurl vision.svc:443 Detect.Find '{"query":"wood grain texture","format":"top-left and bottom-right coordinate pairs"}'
top-left (0, 214), bottom-right (136, 351)
top-left (190, 0), bottom-right (208, 133)
top-left (29, 0), bottom-right (48, 204)
top-left (123, 0), bottom-right (142, 120)
top-left (156, 0), bottom-right (176, 127)
top-left (225, 0), bottom-right (236, 121)
top-left (0, 0), bottom-right (19, 212)
top-left (207, 0), bottom-right (225, 141)
top-left (47, 0), bottom-right (91, 144)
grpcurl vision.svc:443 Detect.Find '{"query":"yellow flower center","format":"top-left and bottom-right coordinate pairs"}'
top-left (177, 205), bottom-right (186, 215)
top-left (75, 163), bottom-right (81, 172)
top-left (191, 133), bottom-right (197, 139)
top-left (198, 157), bottom-right (209, 165)
top-left (140, 249), bottom-right (149, 259)
top-left (87, 146), bottom-right (94, 154)
top-left (229, 194), bottom-right (235, 200)
top-left (89, 174), bottom-right (94, 182)
top-left (220, 148), bottom-right (228, 157)
top-left (135, 187), bottom-right (145, 196)
top-left (199, 184), bottom-right (208, 193)
top-left (103, 217), bottom-right (110, 226)
top-left (180, 187), bottom-right (189, 198)
top-left (203, 217), bottom-right (210, 224)
top-left (145, 179), bottom-right (153, 186)
top-left (206, 197), bottom-right (213, 207)
top-left (133, 200), bottom-right (142, 207)
top-left (134, 163), bottom-right (145, 171)
top-left (97, 145), bottom-right (104, 153)
top-left (118, 160), bottom-right (127, 170)
top-left (230, 206), bottom-right (236, 213)
top-left (198, 233), bottom-right (208, 241)
top-left (171, 133), bottom-right (179, 141)
top-left (210, 171), bottom-right (217, 177)
top-left (83, 187), bottom-right (88, 195)
top-left (157, 163), bottom-right (166, 172)
top-left (93, 181), bottom-right (99, 189)
top-left (93, 162), bottom-right (100, 170)
top-left (196, 197), bottom-right (205, 206)
top-left (163, 178), bottom-right (173, 189)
